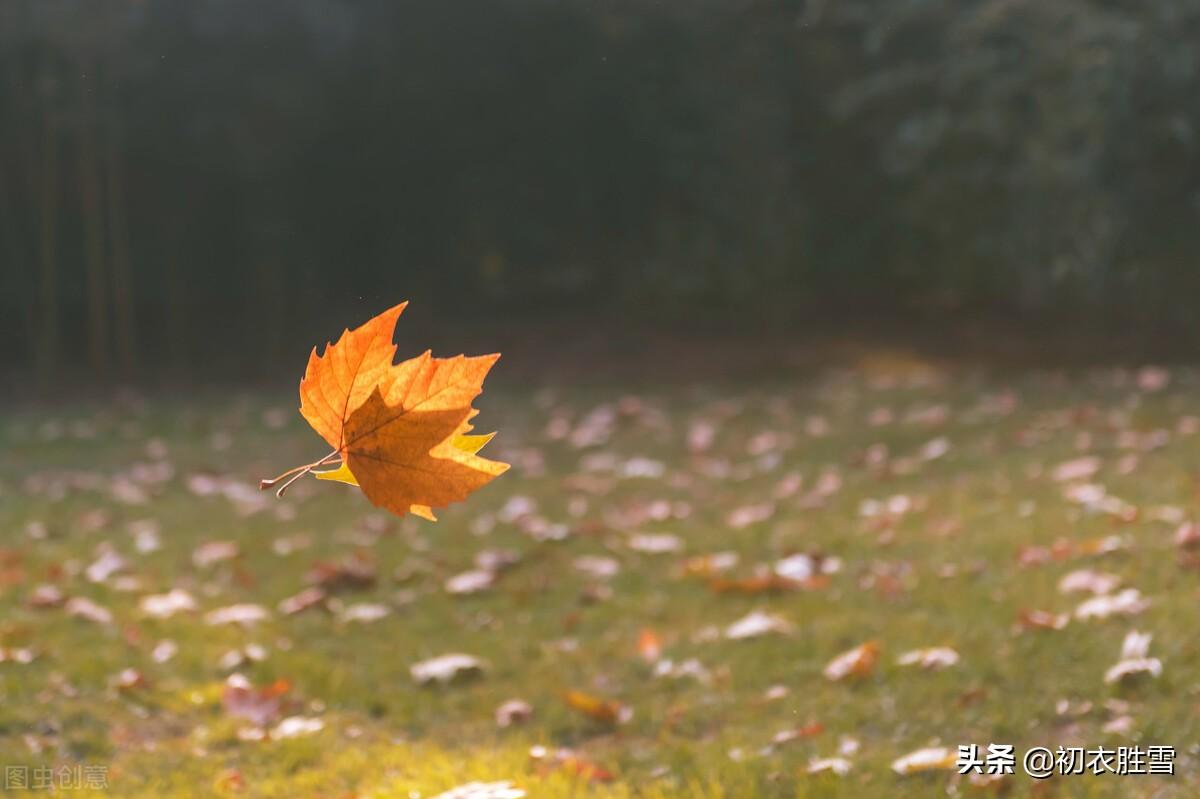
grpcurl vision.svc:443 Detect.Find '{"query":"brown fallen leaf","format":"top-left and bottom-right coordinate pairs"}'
top-left (638, 629), bottom-right (662, 662)
top-left (896, 646), bottom-right (959, 670)
top-left (222, 675), bottom-right (291, 727)
top-left (823, 641), bottom-right (880, 681)
top-left (1074, 589), bottom-right (1150, 621)
top-left (562, 690), bottom-right (630, 724)
top-left (495, 699), bottom-right (533, 728)
top-left (530, 745), bottom-right (615, 783)
top-left (724, 610), bottom-right (793, 640)
top-left (433, 782), bottom-right (526, 799)
top-left (411, 653), bottom-right (487, 685)
top-left (708, 574), bottom-right (806, 595)
top-left (1015, 609), bottom-right (1070, 631)
top-left (1103, 630), bottom-right (1162, 684)
top-left (277, 587), bottom-right (327, 616)
top-left (306, 554), bottom-right (377, 591)
top-left (891, 746), bottom-right (956, 774)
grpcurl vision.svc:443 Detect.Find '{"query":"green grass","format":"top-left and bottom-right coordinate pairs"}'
top-left (2, 364), bottom-right (1199, 797)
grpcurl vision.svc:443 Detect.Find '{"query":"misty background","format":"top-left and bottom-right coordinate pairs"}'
top-left (3, 0), bottom-right (1200, 389)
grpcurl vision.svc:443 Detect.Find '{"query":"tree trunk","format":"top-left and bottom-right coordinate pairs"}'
top-left (35, 91), bottom-right (61, 388)
top-left (106, 109), bottom-right (136, 379)
top-left (78, 57), bottom-right (111, 379)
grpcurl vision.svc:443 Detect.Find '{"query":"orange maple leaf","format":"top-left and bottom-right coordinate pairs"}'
top-left (260, 303), bottom-right (508, 518)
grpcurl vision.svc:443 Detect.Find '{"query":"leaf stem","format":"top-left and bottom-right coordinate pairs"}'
top-left (260, 449), bottom-right (340, 497)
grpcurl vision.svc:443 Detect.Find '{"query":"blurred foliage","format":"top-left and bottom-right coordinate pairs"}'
top-left (2, 0), bottom-right (1200, 382)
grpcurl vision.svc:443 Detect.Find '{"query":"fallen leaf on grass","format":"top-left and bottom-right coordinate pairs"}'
top-left (1058, 570), bottom-right (1121, 595)
top-left (896, 646), bottom-right (959, 670)
top-left (205, 604), bottom-right (271, 627)
top-left (495, 699), bottom-right (533, 727)
top-left (563, 690), bottom-right (631, 724)
top-left (139, 589), bottom-right (197, 619)
top-left (66, 597), bottom-right (113, 625)
top-left (774, 553), bottom-right (841, 582)
top-left (112, 668), bottom-right (148, 691)
top-left (337, 602), bottom-right (391, 624)
top-left (627, 533), bottom-right (683, 554)
top-left (724, 610), bottom-right (793, 640)
top-left (0, 647), bottom-right (37, 664)
top-left (1102, 715), bottom-right (1136, 735)
top-left (86, 548), bottom-right (127, 583)
top-left (638, 629), bottom-right (662, 662)
top-left (1052, 456), bottom-right (1101, 482)
top-left (193, 540), bottom-right (239, 569)
top-left (1175, 522), bottom-right (1200, 549)
top-left (653, 659), bottom-right (711, 683)
top-left (806, 757), bottom-right (852, 776)
top-left (277, 587), bottom-right (327, 616)
top-left (152, 640), bottom-right (178, 663)
top-left (766, 722), bottom-right (824, 752)
top-left (26, 584), bottom-right (65, 609)
top-left (573, 555), bottom-right (621, 580)
top-left (1075, 589), bottom-right (1150, 621)
top-left (709, 573), bottom-right (811, 595)
top-left (445, 569), bottom-right (495, 595)
top-left (271, 716), bottom-right (325, 739)
top-left (433, 782), bottom-right (526, 799)
top-left (681, 551), bottom-right (739, 577)
top-left (411, 654), bottom-right (486, 685)
top-left (727, 503), bottom-right (775, 529)
top-left (218, 645), bottom-right (269, 671)
top-left (1104, 630), bottom-right (1163, 684)
top-left (1015, 609), bottom-right (1070, 631)
top-left (213, 769), bottom-right (244, 793)
top-left (306, 555), bottom-right (377, 591)
top-left (530, 745), bottom-right (615, 783)
top-left (824, 641), bottom-right (880, 681)
top-left (891, 746), bottom-right (956, 774)
top-left (222, 675), bottom-right (291, 727)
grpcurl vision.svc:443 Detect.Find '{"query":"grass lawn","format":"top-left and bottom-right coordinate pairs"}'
top-left (2, 361), bottom-right (1198, 797)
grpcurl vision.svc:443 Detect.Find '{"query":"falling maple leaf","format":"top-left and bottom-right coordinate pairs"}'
top-left (260, 303), bottom-right (508, 519)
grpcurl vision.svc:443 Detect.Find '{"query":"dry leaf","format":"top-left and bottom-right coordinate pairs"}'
top-left (896, 646), bottom-right (959, 670)
top-left (1075, 589), bottom-right (1150, 621)
top-left (806, 757), bottom-right (852, 776)
top-left (1015, 608), bottom-right (1070, 631)
top-left (271, 716), bottom-right (324, 739)
top-left (66, 597), bottom-right (114, 625)
top-left (1104, 630), bottom-right (1162, 684)
top-left (277, 587), bottom-right (327, 616)
top-left (411, 653), bottom-right (487, 685)
top-left (824, 641), bottom-right (880, 681)
top-left (724, 610), bottom-right (793, 640)
top-left (638, 629), bottom-right (663, 662)
top-left (139, 589), bottom-right (197, 619)
top-left (432, 782), bottom-right (526, 799)
top-left (529, 746), bottom-right (615, 783)
top-left (222, 675), bottom-right (291, 727)
top-left (445, 569), bottom-right (496, 595)
top-left (495, 699), bottom-right (533, 727)
top-left (562, 690), bottom-right (631, 724)
top-left (204, 604), bottom-right (271, 627)
top-left (891, 746), bottom-right (956, 774)
top-left (1058, 569), bottom-right (1121, 595)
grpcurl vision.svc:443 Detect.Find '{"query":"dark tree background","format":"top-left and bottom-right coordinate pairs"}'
top-left (3, 0), bottom-right (1200, 387)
